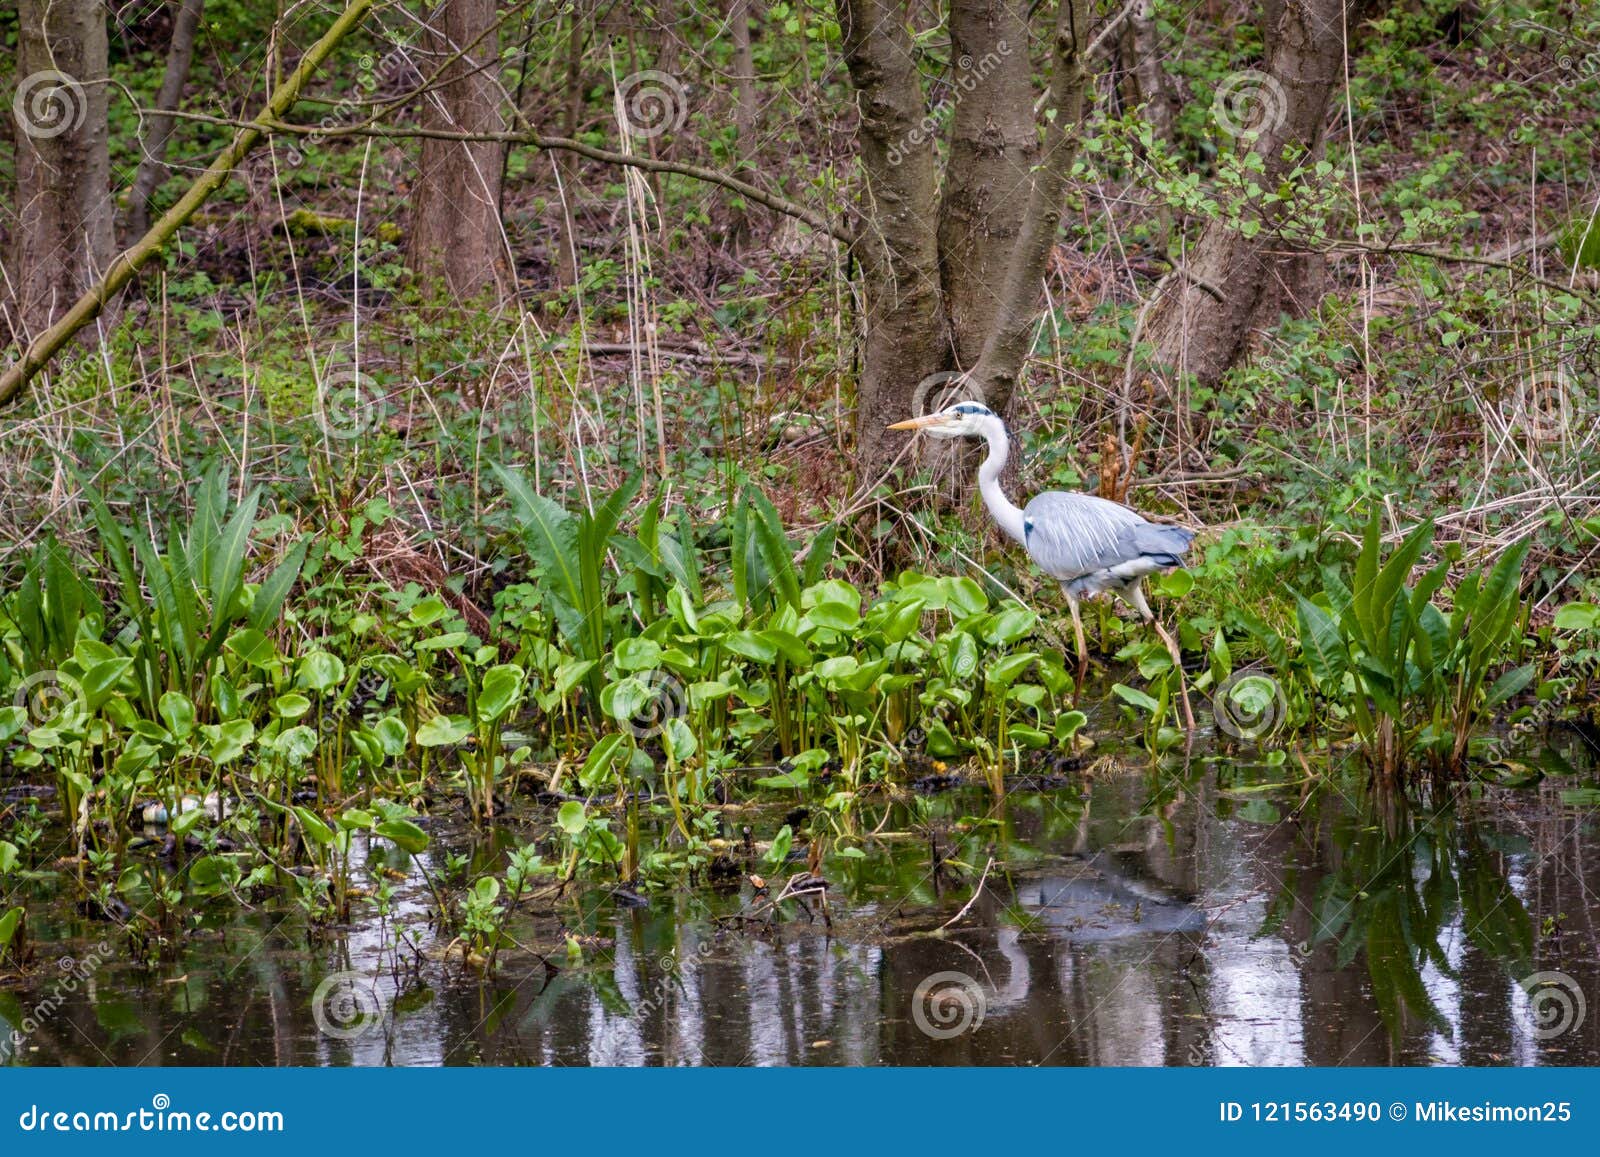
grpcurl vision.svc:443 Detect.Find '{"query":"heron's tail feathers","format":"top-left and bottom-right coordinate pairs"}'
top-left (1134, 523), bottom-right (1197, 567)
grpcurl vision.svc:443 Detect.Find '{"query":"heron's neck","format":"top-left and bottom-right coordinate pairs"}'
top-left (977, 418), bottom-right (1027, 544)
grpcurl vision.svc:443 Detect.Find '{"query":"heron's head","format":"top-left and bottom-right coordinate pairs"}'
top-left (887, 402), bottom-right (997, 440)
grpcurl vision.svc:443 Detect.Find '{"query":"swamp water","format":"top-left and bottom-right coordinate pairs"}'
top-left (3, 729), bottom-right (1599, 1067)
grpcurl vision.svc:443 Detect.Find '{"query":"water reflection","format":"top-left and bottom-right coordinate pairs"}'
top-left (3, 742), bottom-right (1598, 1066)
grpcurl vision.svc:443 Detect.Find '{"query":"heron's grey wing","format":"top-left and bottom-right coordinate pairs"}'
top-left (1022, 491), bottom-right (1194, 581)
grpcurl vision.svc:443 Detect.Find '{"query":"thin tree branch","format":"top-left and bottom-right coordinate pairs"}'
top-left (131, 107), bottom-right (850, 244)
top-left (1087, 0), bottom-right (1143, 60)
top-left (1321, 234), bottom-right (1597, 306)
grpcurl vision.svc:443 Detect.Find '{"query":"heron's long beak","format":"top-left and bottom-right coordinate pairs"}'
top-left (887, 415), bottom-right (940, 431)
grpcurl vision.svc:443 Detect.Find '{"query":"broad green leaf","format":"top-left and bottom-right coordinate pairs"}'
top-left (1054, 710), bottom-right (1087, 743)
top-left (476, 664), bottom-right (526, 723)
top-left (492, 462), bottom-right (585, 642)
top-left (373, 715), bottom-right (409, 756)
top-left (274, 725), bottom-right (317, 764)
top-left (814, 656), bottom-right (860, 683)
top-left (416, 715), bottom-right (471, 746)
top-left (1485, 664), bottom-right (1535, 707)
top-left (579, 733), bottom-right (628, 790)
top-left (273, 692), bottom-right (311, 720)
top-left (159, 691), bottom-right (197, 739)
top-left (376, 819), bottom-right (430, 854)
top-left (747, 486), bottom-right (800, 610)
top-left (202, 719), bottom-right (254, 764)
top-left (1112, 683), bottom-right (1161, 713)
top-left (246, 540), bottom-right (308, 632)
top-left (81, 657), bottom-right (133, 710)
top-left (225, 627), bottom-right (278, 669)
top-left (293, 806), bottom-right (335, 845)
top-left (415, 631), bottom-right (476, 652)
top-left (803, 602), bottom-right (860, 632)
top-left (753, 770), bottom-right (810, 790)
top-left (1007, 724), bottom-right (1050, 748)
top-left (664, 716), bottom-right (697, 761)
top-left (763, 824), bottom-right (794, 867)
top-left (722, 631), bottom-right (777, 663)
top-left (757, 629), bottom-right (811, 666)
top-left (1295, 596), bottom-right (1348, 686)
top-left (0, 906), bottom-right (21, 949)
top-left (986, 652), bottom-right (1039, 689)
top-left (296, 651), bottom-right (346, 694)
top-left (1553, 602), bottom-right (1600, 631)
top-left (614, 637), bottom-right (663, 671)
top-left (557, 800), bottom-right (588, 835)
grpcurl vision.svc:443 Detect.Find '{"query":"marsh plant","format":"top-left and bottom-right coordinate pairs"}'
top-left (1245, 512), bottom-right (1532, 783)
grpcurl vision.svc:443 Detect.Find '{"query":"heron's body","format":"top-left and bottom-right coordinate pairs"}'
top-left (889, 401), bottom-right (1197, 728)
top-left (960, 401), bottom-right (1194, 604)
top-left (1022, 491), bottom-right (1196, 601)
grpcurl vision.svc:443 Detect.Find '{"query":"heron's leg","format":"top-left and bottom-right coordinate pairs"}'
top-left (1129, 582), bottom-right (1195, 735)
top-left (1065, 590), bottom-right (1089, 700)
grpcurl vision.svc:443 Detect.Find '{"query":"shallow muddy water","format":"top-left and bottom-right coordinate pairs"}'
top-left (3, 729), bottom-right (1599, 1067)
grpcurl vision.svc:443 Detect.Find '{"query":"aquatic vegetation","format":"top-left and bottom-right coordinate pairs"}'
top-left (85, 466), bottom-right (306, 718)
top-left (1246, 512), bottom-right (1533, 783)
top-left (0, 473), bottom-right (1578, 986)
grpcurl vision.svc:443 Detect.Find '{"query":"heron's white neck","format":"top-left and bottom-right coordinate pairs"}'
top-left (976, 416), bottom-right (1027, 544)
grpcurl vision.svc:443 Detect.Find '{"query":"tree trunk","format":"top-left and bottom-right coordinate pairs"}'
top-left (962, 0), bottom-right (1091, 411)
top-left (836, 0), bottom-right (949, 475)
top-left (408, 0), bottom-right (510, 303)
top-left (1144, 0), bottom-right (1368, 392)
top-left (728, 0), bottom-right (759, 141)
top-left (1120, 0), bottom-right (1177, 150)
top-left (839, 0), bottom-right (1095, 478)
top-left (936, 0), bottom-right (1035, 375)
top-left (6, 0), bottom-right (114, 346)
top-left (553, 3), bottom-right (588, 288)
top-left (126, 0), bottom-right (204, 239)
top-left (725, 0), bottom-right (760, 248)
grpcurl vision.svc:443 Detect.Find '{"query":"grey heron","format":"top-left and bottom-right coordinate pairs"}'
top-left (889, 401), bottom-right (1196, 730)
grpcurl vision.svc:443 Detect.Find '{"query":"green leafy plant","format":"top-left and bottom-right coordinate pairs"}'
top-left (1280, 512), bottom-right (1530, 782)
top-left (85, 466), bottom-right (306, 717)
